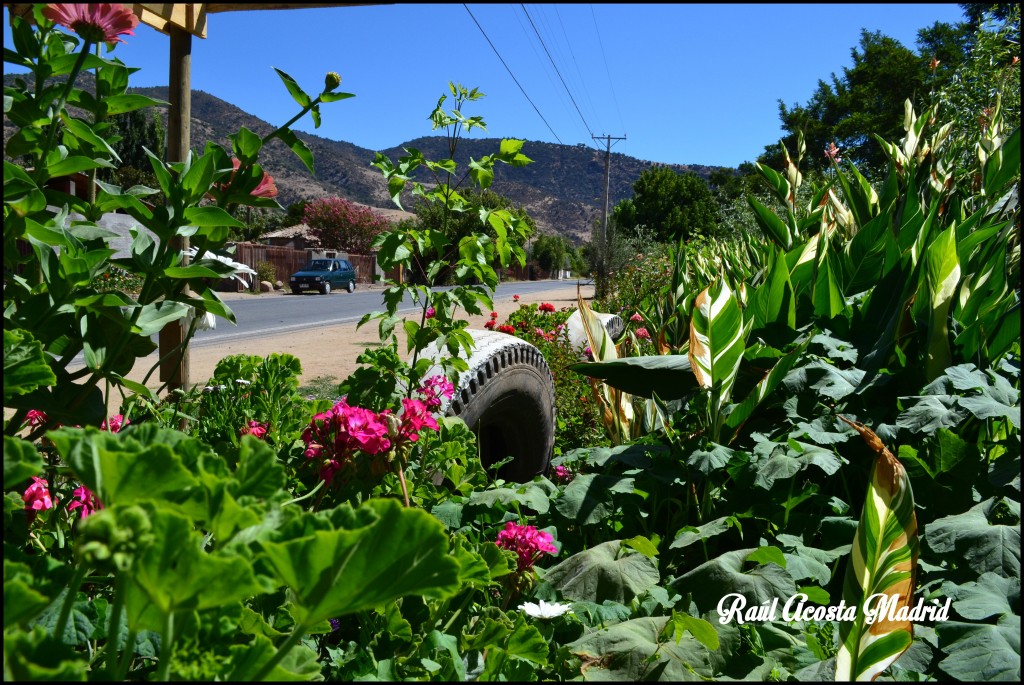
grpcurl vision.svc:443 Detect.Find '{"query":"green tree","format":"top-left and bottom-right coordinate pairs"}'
top-left (611, 167), bottom-right (719, 244)
top-left (530, 233), bottom-right (569, 278)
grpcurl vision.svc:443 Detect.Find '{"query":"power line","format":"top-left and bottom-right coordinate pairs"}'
top-left (463, 4), bottom-right (564, 144)
top-left (520, 3), bottom-right (595, 140)
top-left (590, 5), bottom-right (626, 140)
top-left (553, 5), bottom-right (601, 140)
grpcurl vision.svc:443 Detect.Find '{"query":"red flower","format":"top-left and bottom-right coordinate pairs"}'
top-left (490, 311), bottom-right (499, 319)
top-left (23, 409), bottom-right (48, 429)
top-left (539, 302), bottom-right (555, 313)
top-left (497, 324), bottom-right (516, 335)
top-left (43, 3), bottom-right (139, 45)
top-left (513, 294), bottom-right (520, 302)
top-left (425, 307), bottom-right (436, 319)
top-left (215, 158), bottom-right (278, 199)
top-left (484, 319), bottom-right (496, 329)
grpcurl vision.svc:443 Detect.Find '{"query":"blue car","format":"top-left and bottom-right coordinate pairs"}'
top-left (289, 258), bottom-right (356, 295)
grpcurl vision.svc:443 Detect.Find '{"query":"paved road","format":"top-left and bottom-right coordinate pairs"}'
top-left (190, 279), bottom-right (588, 348)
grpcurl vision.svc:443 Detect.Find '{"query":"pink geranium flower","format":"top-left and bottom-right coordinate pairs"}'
top-left (23, 409), bottom-right (48, 429)
top-left (67, 485), bottom-right (102, 519)
top-left (553, 465), bottom-right (574, 484)
top-left (425, 307), bottom-right (436, 319)
top-left (496, 521), bottom-right (558, 572)
top-left (43, 3), bottom-right (139, 45)
top-left (240, 420), bottom-right (268, 439)
top-left (636, 327), bottom-right (651, 340)
top-left (23, 477), bottom-right (56, 523)
top-left (630, 312), bottom-right (643, 323)
top-left (398, 398), bottom-right (439, 442)
top-left (418, 375), bottom-right (455, 409)
top-left (101, 414), bottom-right (128, 433)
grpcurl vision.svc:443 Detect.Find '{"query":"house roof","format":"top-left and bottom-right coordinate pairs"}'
top-left (262, 223), bottom-right (316, 240)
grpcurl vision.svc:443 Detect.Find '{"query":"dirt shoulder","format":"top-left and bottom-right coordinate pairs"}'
top-left (127, 281), bottom-right (596, 393)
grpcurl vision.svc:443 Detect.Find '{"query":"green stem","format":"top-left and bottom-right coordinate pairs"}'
top-left (262, 96), bottom-right (324, 145)
top-left (281, 478), bottom-right (325, 507)
top-left (55, 563), bottom-right (89, 642)
top-left (155, 611), bottom-right (175, 682)
top-left (114, 628), bottom-right (137, 681)
top-left (35, 40), bottom-right (93, 186)
top-left (442, 590), bottom-right (474, 633)
top-left (251, 622), bottom-right (308, 682)
top-left (101, 573), bottom-right (126, 675)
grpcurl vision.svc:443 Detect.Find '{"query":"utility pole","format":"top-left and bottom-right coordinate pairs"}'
top-left (592, 134), bottom-right (626, 299)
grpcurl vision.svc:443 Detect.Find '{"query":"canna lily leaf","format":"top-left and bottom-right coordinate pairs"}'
top-left (834, 417), bottom-right (919, 682)
top-left (689, 278), bottom-right (750, 437)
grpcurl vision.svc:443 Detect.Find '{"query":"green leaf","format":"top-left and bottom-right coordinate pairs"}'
top-left (925, 498), bottom-right (1020, 578)
top-left (230, 126), bottom-right (263, 166)
top-left (554, 473), bottom-right (634, 526)
top-left (273, 128), bottom-right (315, 175)
top-left (570, 354), bottom-right (698, 400)
top-left (183, 205), bottom-right (246, 229)
top-left (228, 633), bottom-right (322, 681)
top-left (258, 499), bottom-right (460, 627)
top-left (671, 611), bottom-right (720, 651)
top-left (124, 505), bottom-right (263, 630)
top-left (674, 548), bottom-right (797, 615)
top-left (3, 329), bottom-right (56, 403)
top-left (746, 546), bottom-right (787, 568)
top-left (944, 572), bottom-right (1019, 621)
top-left (4, 561), bottom-right (52, 629)
top-left (935, 621), bottom-right (1020, 681)
top-left (670, 517), bottom-right (735, 550)
top-left (747, 194), bottom-right (793, 250)
top-left (50, 427), bottom-right (199, 506)
top-left (3, 436), bottom-right (44, 489)
top-left (543, 540), bottom-right (659, 604)
top-left (273, 67), bottom-right (311, 109)
top-left (133, 301), bottom-right (189, 337)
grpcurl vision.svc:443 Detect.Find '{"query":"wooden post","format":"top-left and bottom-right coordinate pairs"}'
top-left (158, 25), bottom-right (192, 390)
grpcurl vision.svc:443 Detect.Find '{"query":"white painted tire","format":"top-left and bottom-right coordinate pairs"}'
top-left (425, 329), bottom-right (555, 482)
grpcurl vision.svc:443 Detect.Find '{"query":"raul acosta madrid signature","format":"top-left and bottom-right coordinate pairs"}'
top-left (716, 592), bottom-right (952, 625)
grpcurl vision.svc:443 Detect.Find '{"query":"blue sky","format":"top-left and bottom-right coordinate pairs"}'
top-left (5, 3), bottom-right (968, 168)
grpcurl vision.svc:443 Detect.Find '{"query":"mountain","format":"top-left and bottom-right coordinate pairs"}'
top-left (5, 77), bottom-right (723, 243)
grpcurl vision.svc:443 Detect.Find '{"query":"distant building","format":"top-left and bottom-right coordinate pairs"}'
top-left (262, 223), bottom-right (320, 250)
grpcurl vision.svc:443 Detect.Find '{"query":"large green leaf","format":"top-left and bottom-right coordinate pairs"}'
top-left (674, 548), bottom-right (797, 615)
top-left (3, 436), bottom-right (44, 490)
top-left (258, 498), bottom-right (460, 626)
top-left (925, 498), bottom-right (1020, 579)
top-left (543, 540), bottom-right (659, 604)
top-left (934, 621), bottom-right (1020, 681)
top-left (123, 505), bottom-right (263, 631)
top-left (917, 226), bottom-right (961, 381)
top-left (554, 472), bottom-right (635, 526)
top-left (566, 615), bottom-right (718, 681)
top-left (569, 355), bottom-right (697, 400)
top-left (835, 419), bottom-right (919, 682)
top-left (3, 329), bottom-right (56, 404)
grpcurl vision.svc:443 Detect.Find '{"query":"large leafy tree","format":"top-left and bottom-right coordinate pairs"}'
top-left (612, 167), bottom-right (719, 244)
top-left (530, 233), bottom-right (570, 277)
top-left (767, 29), bottom-right (937, 175)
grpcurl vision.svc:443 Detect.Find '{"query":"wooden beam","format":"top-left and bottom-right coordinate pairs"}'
top-left (133, 3), bottom-right (207, 38)
top-left (158, 25), bottom-right (192, 392)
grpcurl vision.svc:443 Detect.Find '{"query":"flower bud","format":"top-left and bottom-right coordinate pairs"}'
top-left (324, 71), bottom-right (342, 92)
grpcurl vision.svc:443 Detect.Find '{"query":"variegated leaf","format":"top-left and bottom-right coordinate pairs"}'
top-left (688, 279), bottom-right (748, 438)
top-left (835, 417), bottom-right (919, 682)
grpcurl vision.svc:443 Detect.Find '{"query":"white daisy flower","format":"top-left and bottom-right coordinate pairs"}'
top-left (518, 600), bottom-right (572, 619)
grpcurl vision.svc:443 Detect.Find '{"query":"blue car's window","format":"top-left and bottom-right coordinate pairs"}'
top-left (307, 260), bottom-right (332, 270)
